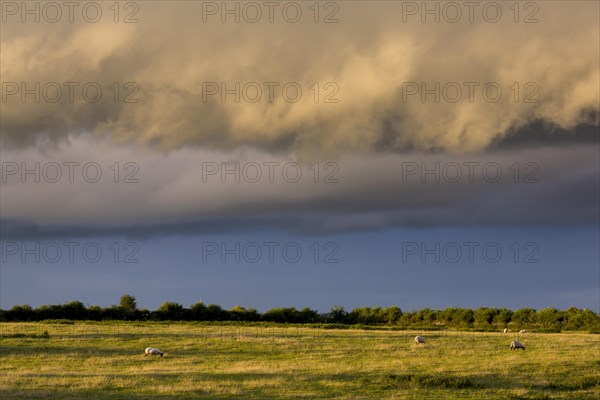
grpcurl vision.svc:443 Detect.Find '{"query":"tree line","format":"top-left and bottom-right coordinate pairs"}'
top-left (1, 295), bottom-right (598, 332)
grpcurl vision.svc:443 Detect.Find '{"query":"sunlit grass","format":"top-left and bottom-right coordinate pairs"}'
top-left (0, 322), bottom-right (598, 399)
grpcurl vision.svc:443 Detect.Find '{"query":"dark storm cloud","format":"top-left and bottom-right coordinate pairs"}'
top-left (0, 217), bottom-right (292, 241)
top-left (490, 120), bottom-right (599, 150)
top-left (1, 142), bottom-right (597, 240)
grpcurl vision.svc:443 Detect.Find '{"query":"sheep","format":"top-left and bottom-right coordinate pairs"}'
top-left (519, 329), bottom-right (528, 334)
top-left (414, 335), bottom-right (426, 344)
top-left (503, 328), bottom-right (508, 333)
top-left (510, 341), bottom-right (525, 350)
top-left (144, 347), bottom-right (164, 357)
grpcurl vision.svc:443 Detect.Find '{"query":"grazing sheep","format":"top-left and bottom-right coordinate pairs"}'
top-left (144, 347), bottom-right (164, 357)
top-left (414, 335), bottom-right (426, 344)
top-left (519, 329), bottom-right (528, 334)
top-left (510, 341), bottom-right (525, 350)
top-left (503, 328), bottom-right (508, 333)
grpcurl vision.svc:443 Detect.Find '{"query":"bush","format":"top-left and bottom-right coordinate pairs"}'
top-left (0, 296), bottom-right (597, 330)
top-left (157, 302), bottom-right (186, 320)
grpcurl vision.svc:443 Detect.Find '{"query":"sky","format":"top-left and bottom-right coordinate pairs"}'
top-left (0, 1), bottom-right (598, 312)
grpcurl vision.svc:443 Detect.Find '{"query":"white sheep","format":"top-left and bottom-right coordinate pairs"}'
top-left (503, 328), bottom-right (508, 333)
top-left (510, 341), bottom-right (525, 350)
top-left (519, 329), bottom-right (528, 334)
top-left (414, 335), bottom-right (426, 344)
top-left (144, 347), bottom-right (164, 357)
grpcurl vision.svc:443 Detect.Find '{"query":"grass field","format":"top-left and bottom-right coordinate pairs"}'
top-left (0, 322), bottom-right (598, 399)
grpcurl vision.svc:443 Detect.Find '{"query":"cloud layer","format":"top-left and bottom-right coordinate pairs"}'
top-left (1, 1), bottom-right (598, 155)
top-left (1, 134), bottom-right (597, 239)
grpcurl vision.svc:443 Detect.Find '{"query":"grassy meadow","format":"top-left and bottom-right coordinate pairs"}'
top-left (0, 322), bottom-right (598, 399)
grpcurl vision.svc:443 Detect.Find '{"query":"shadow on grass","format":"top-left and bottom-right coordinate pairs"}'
top-left (0, 371), bottom-right (368, 400)
top-left (537, 376), bottom-right (600, 391)
top-left (371, 373), bottom-right (481, 389)
top-left (0, 345), bottom-right (143, 357)
top-left (0, 388), bottom-right (209, 400)
top-left (367, 371), bottom-right (599, 393)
